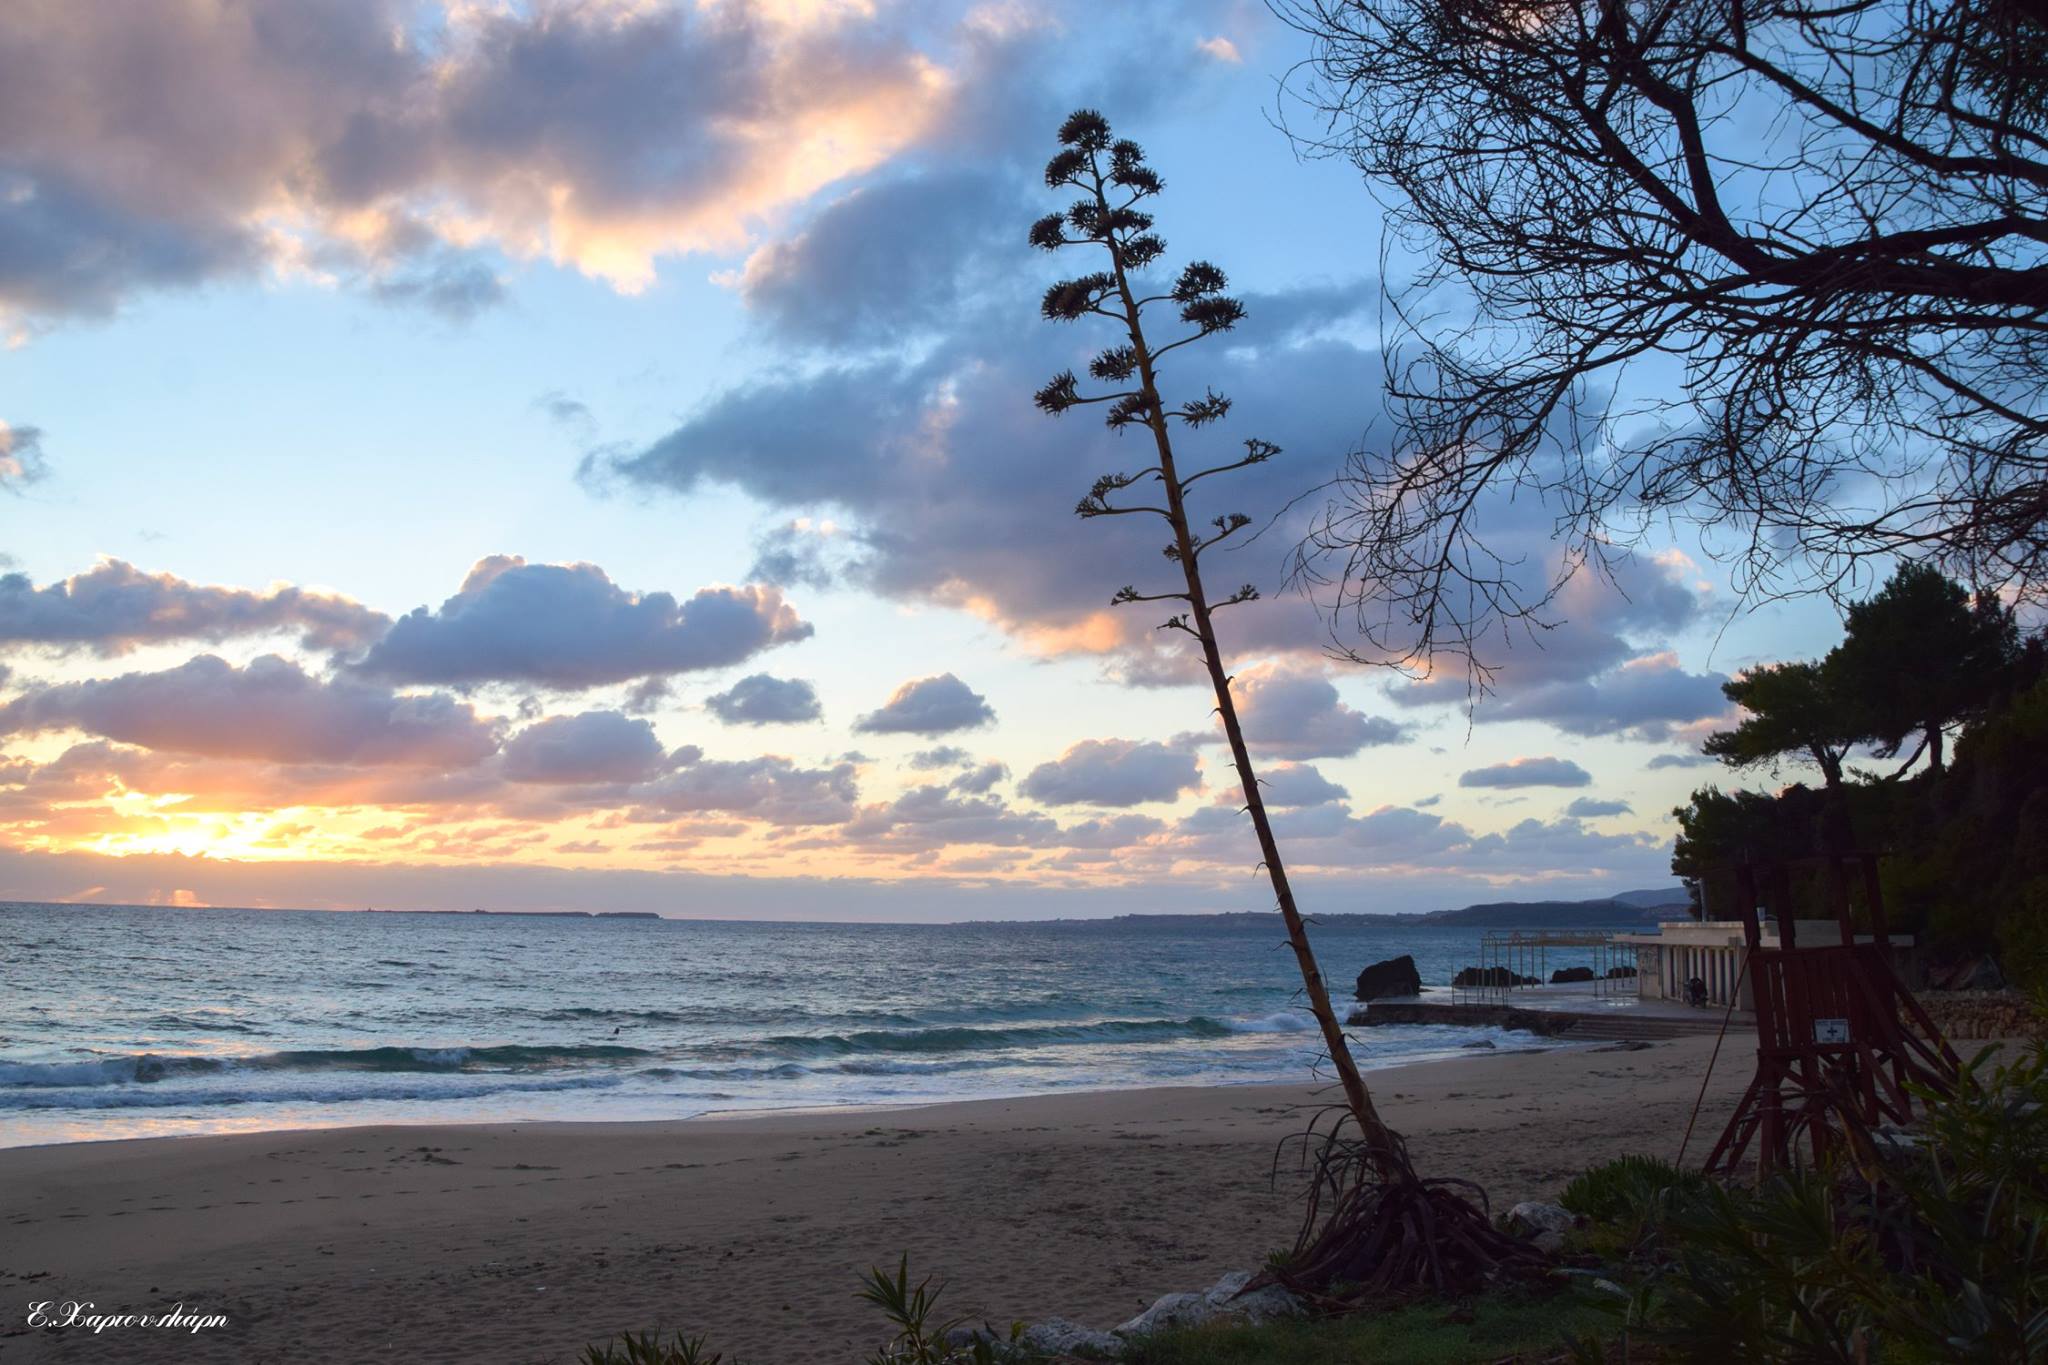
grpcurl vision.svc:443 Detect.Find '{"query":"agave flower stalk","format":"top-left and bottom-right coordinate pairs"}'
top-left (1028, 108), bottom-right (1389, 1155)
top-left (1030, 110), bottom-right (1545, 1301)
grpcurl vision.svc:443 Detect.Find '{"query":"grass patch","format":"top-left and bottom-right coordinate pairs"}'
top-left (1121, 1291), bottom-right (1611, 1365)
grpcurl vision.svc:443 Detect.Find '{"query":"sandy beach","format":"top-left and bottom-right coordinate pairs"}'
top-left (1, 1037), bottom-right (1749, 1364)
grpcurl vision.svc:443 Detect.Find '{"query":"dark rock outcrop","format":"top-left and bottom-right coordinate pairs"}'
top-left (1550, 966), bottom-right (1596, 984)
top-left (1355, 954), bottom-right (1424, 1001)
top-left (1452, 965), bottom-right (1541, 988)
top-left (1928, 956), bottom-right (2005, 992)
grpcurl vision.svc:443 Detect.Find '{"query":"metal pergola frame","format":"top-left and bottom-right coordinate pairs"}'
top-left (1452, 930), bottom-right (1637, 1004)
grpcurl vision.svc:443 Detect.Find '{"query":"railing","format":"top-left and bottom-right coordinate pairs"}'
top-left (1452, 930), bottom-right (1638, 1005)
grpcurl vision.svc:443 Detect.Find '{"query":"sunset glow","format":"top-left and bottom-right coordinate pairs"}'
top-left (0, 0), bottom-right (1823, 918)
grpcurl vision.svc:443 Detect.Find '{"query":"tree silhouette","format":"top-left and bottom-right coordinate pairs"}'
top-left (1030, 109), bottom-right (1543, 1301)
top-left (1275, 0), bottom-right (2048, 682)
top-left (1705, 660), bottom-right (1860, 795)
top-left (1834, 562), bottom-right (2021, 774)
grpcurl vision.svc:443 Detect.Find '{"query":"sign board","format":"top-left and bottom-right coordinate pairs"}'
top-left (1813, 1018), bottom-right (1850, 1044)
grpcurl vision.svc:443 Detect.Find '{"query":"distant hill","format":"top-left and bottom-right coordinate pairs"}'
top-left (1610, 887), bottom-right (1695, 909)
top-left (1413, 894), bottom-right (1689, 928)
top-left (1016, 886), bottom-right (1696, 930)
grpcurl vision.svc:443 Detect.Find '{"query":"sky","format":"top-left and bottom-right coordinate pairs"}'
top-left (0, 0), bottom-right (1845, 919)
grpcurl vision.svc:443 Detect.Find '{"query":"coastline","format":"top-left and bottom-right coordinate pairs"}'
top-left (1, 1036), bottom-right (1749, 1364)
top-left (0, 1020), bottom-right (1568, 1153)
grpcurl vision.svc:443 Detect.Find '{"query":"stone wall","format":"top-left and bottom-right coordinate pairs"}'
top-left (1910, 990), bottom-right (2043, 1041)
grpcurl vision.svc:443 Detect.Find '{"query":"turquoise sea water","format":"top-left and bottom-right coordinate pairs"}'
top-left (0, 903), bottom-right (1626, 1147)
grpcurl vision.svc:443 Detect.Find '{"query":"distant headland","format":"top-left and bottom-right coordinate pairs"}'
top-left (359, 909), bottom-right (662, 919)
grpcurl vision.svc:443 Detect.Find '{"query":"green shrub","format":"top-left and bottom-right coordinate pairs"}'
top-left (856, 1254), bottom-right (1017, 1365)
top-left (1558, 1154), bottom-right (1709, 1225)
top-left (1995, 876), bottom-right (2048, 994)
top-left (1573, 1035), bottom-right (2048, 1362)
top-left (583, 1256), bottom-right (1017, 1365)
top-left (580, 1330), bottom-right (733, 1365)
top-left (1123, 1292), bottom-right (1610, 1365)
top-left (1555, 1154), bottom-right (1711, 1259)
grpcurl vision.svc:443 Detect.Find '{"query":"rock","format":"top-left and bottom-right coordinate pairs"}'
top-left (1203, 1270), bottom-right (1253, 1304)
top-left (943, 1324), bottom-right (1007, 1351)
top-left (1114, 1292), bottom-right (1216, 1338)
top-left (1507, 1200), bottom-right (1575, 1252)
top-left (1460, 1038), bottom-right (1497, 1049)
top-left (1355, 954), bottom-right (1424, 1001)
top-left (1196, 1272), bottom-right (1303, 1326)
top-left (945, 1323), bottom-right (1019, 1348)
top-left (1452, 966), bottom-right (1541, 988)
top-left (1550, 966), bottom-right (1596, 984)
top-left (1020, 1318), bottom-right (1125, 1359)
top-left (1911, 987), bottom-right (2042, 1040)
top-left (1605, 964), bottom-right (1639, 979)
top-left (1931, 955), bottom-right (2006, 992)
top-left (1589, 1040), bottom-right (1654, 1052)
top-left (1113, 1274), bottom-right (1307, 1343)
top-left (1225, 1286), bottom-right (1304, 1324)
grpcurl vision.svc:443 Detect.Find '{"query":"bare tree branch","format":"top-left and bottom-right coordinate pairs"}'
top-left (1271, 0), bottom-right (2048, 677)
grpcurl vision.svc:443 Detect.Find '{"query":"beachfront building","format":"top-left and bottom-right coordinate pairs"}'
top-left (1613, 921), bottom-right (1916, 1013)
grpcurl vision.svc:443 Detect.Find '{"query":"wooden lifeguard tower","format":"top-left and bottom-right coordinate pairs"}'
top-left (1701, 853), bottom-right (1962, 1176)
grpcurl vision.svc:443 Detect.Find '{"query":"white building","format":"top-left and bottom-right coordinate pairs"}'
top-left (1612, 921), bottom-right (1914, 1012)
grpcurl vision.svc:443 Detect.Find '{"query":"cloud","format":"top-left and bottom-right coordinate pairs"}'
top-left (1456, 652), bottom-right (1731, 743)
top-left (1647, 752), bottom-right (1717, 770)
top-left (1334, 804), bottom-right (1472, 862)
top-left (1059, 813), bottom-right (1166, 849)
top-left (853, 673), bottom-right (995, 736)
top-left (1383, 551), bottom-right (1727, 740)
top-left (0, 422), bottom-right (48, 489)
top-left (0, 559), bottom-right (389, 656)
top-left (1019, 738), bottom-right (1201, 807)
top-left (0, 654), bottom-right (500, 767)
top-left (842, 772), bottom-right (1060, 850)
top-left (1261, 762), bottom-right (1350, 808)
top-left (629, 755), bottom-right (860, 826)
top-left (906, 745), bottom-right (971, 770)
top-left (594, 96), bottom-right (1389, 675)
top-left (501, 711), bottom-right (668, 785)
top-left (366, 251), bottom-right (506, 321)
top-left (745, 520), bottom-right (844, 591)
top-left (1229, 665), bottom-right (1410, 758)
top-left (1565, 797), bottom-right (1633, 817)
top-left (1458, 757), bottom-right (1595, 789)
top-left (704, 673), bottom-right (823, 726)
top-left (951, 761), bottom-right (1007, 794)
top-left (1164, 792), bottom-right (1665, 882)
top-left (536, 391), bottom-right (594, 429)
top-left (1196, 36), bottom-right (1242, 63)
top-left (354, 557), bottom-right (811, 689)
top-left (552, 0), bottom-right (1357, 680)
top-left (731, 169), bottom-right (1033, 347)
top-left (0, 0), bottom-right (952, 326)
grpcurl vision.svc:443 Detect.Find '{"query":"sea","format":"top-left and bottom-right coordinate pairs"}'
top-left (0, 902), bottom-right (1632, 1148)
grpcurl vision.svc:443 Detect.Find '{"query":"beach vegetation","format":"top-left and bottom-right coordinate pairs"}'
top-left (1030, 106), bottom-right (1544, 1306)
top-left (1670, 562), bottom-right (2046, 987)
top-left (581, 1256), bottom-right (1022, 1365)
top-left (1119, 1289), bottom-right (1612, 1364)
top-left (1560, 1032), bottom-right (2048, 1362)
top-left (579, 1329), bottom-right (731, 1365)
top-left (857, 1253), bottom-right (1019, 1364)
top-left (1555, 1155), bottom-right (1710, 1259)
